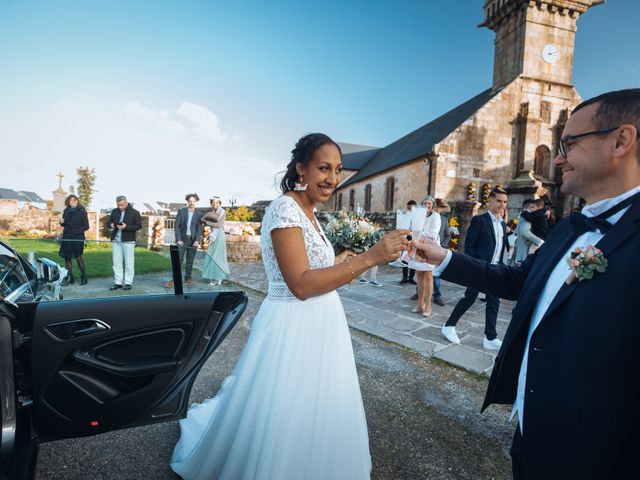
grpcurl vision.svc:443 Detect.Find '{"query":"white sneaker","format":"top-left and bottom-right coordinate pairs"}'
top-left (441, 326), bottom-right (460, 344)
top-left (483, 336), bottom-right (503, 350)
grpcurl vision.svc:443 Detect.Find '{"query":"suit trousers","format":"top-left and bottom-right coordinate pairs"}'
top-left (112, 241), bottom-right (135, 285)
top-left (445, 286), bottom-right (499, 340)
top-left (179, 236), bottom-right (197, 279)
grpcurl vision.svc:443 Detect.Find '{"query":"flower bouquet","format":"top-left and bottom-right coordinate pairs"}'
top-left (323, 211), bottom-right (384, 255)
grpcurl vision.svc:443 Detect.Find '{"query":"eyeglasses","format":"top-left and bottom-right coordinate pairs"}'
top-left (558, 126), bottom-right (620, 158)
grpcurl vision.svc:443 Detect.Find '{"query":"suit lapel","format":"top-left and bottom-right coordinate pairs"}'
top-left (507, 220), bottom-right (577, 332)
top-left (539, 200), bottom-right (640, 323)
top-left (485, 212), bottom-right (496, 245)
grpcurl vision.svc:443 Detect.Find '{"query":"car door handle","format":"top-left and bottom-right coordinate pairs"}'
top-left (72, 350), bottom-right (178, 377)
top-left (45, 319), bottom-right (110, 341)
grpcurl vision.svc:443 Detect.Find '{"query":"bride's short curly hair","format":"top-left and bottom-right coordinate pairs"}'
top-left (279, 133), bottom-right (342, 193)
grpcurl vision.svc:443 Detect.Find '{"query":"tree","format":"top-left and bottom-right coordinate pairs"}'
top-left (76, 167), bottom-right (97, 208)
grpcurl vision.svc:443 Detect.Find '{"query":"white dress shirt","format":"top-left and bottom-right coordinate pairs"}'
top-left (487, 211), bottom-right (505, 265)
top-left (186, 210), bottom-right (194, 236)
top-left (511, 185), bottom-right (640, 432)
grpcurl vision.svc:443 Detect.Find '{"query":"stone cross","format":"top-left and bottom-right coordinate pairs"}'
top-left (57, 172), bottom-right (64, 189)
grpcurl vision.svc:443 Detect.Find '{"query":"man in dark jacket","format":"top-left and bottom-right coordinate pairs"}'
top-left (414, 89), bottom-right (640, 479)
top-left (109, 195), bottom-right (142, 290)
top-left (167, 193), bottom-right (203, 286)
top-left (441, 188), bottom-right (508, 349)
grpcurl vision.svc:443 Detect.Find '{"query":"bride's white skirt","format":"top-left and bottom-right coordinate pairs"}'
top-left (170, 291), bottom-right (372, 480)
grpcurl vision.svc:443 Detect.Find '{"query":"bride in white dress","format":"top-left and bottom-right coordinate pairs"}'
top-left (171, 133), bottom-right (409, 480)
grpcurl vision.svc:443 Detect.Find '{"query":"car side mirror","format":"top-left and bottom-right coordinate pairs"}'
top-left (36, 258), bottom-right (61, 282)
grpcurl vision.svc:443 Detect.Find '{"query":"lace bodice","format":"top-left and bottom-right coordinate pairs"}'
top-left (261, 195), bottom-right (335, 298)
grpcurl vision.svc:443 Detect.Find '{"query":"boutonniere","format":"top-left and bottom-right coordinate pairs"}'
top-left (566, 245), bottom-right (608, 285)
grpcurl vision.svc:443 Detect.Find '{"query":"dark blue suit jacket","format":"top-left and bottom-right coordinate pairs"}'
top-left (464, 212), bottom-right (507, 263)
top-left (175, 208), bottom-right (203, 244)
top-left (441, 199), bottom-right (640, 479)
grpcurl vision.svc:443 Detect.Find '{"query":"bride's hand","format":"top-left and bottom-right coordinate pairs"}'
top-left (335, 250), bottom-right (356, 265)
top-left (413, 238), bottom-right (448, 265)
top-left (365, 230), bottom-right (410, 266)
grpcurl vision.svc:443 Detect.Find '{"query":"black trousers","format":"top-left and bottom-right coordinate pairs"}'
top-left (402, 266), bottom-right (415, 280)
top-left (445, 286), bottom-right (499, 340)
top-left (178, 236), bottom-right (197, 279)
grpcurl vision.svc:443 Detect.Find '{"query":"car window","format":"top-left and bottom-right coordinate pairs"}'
top-left (0, 242), bottom-right (30, 300)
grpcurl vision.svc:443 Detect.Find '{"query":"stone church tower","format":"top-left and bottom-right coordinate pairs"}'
top-left (333, 0), bottom-right (604, 223)
top-left (483, 0), bottom-right (604, 213)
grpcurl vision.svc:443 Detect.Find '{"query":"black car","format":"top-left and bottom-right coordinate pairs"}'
top-left (0, 240), bottom-right (66, 304)
top-left (0, 244), bottom-right (247, 479)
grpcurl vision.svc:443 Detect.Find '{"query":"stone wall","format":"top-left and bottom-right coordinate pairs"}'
top-left (0, 200), bottom-right (19, 216)
top-left (226, 235), bottom-right (261, 262)
top-left (0, 206), bottom-right (103, 240)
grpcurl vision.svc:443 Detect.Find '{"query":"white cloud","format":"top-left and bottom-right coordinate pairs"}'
top-left (123, 101), bottom-right (187, 135)
top-left (123, 100), bottom-right (227, 144)
top-left (175, 102), bottom-right (227, 144)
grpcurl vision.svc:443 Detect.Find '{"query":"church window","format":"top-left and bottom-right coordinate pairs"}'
top-left (384, 177), bottom-right (395, 211)
top-left (364, 184), bottom-right (372, 212)
top-left (337, 193), bottom-right (343, 210)
top-left (473, 168), bottom-right (481, 178)
top-left (349, 189), bottom-right (355, 211)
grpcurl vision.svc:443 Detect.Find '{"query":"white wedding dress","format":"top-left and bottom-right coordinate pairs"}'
top-left (171, 195), bottom-right (372, 479)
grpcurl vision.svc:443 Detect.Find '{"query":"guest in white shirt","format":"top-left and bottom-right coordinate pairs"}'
top-left (441, 188), bottom-right (508, 349)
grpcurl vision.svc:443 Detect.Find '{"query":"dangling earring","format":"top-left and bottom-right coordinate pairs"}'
top-left (294, 174), bottom-right (308, 191)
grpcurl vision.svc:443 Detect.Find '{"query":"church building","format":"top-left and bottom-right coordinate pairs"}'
top-left (332, 0), bottom-right (604, 219)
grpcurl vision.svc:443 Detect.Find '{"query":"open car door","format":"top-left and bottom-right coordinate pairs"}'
top-left (29, 290), bottom-right (247, 438)
top-left (3, 242), bottom-right (247, 480)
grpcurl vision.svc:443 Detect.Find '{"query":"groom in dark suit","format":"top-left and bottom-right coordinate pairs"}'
top-left (415, 89), bottom-right (640, 479)
top-left (441, 188), bottom-right (508, 350)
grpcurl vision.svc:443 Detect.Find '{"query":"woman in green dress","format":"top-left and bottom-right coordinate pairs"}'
top-left (201, 197), bottom-right (230, 285)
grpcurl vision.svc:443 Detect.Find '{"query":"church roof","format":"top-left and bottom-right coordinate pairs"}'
top-left (337, 143), bottom-right (381, 171)
top-left (339, 87), bottom-right (500, 188)
top-left (341, 147), bottom-right (382, 170)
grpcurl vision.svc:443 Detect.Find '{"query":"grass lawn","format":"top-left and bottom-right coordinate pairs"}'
top-left (3, 238), bottom-right (172, 278)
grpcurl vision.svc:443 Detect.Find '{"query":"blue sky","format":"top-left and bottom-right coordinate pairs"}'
top-left (1, 0), bottom-right (637, 208)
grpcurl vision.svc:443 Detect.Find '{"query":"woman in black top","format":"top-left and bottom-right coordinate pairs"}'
top-left (58, 194), bottom-right (90, 285)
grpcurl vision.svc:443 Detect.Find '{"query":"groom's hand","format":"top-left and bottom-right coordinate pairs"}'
top-left (413, 238), bottom-right (448, 265)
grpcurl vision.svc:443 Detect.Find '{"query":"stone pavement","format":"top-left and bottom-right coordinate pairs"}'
top-left (227, 261), bottom-right (514, 376)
